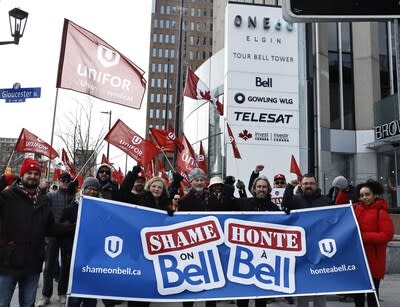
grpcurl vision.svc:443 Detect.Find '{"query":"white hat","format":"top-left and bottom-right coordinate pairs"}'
top-left (209, 176), bottom-right (223, 188)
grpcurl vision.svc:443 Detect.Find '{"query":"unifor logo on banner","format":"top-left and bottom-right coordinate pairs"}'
top-left (97, 45), bottom-right (121, 68)
top-left (104, 236), bottom-right (123, 258)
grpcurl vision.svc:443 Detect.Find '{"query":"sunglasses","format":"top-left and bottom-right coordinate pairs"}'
top-left (99, 169), bottom-right (110, 175)
top-left (173, 197), bottom-right (180, 200)
top-left (274, 180), bottom-right (286, 185)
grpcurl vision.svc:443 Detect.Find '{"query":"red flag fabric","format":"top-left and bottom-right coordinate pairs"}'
top-left (176, 134), bottom-right (198, 180)
top-left (290, 154), bottom-right (302, 180)
top-left (53, 168), bottom-right (61, 181)
top-left (56, 19), bottom-right (146, 109)
top-left (197, 141), bottom-right (208, 175)
top-left (149, 128), bottom-right (175, 152)
top-left (144, 161), bottom-right (154, 180)
top-left (104, 119), bottom-right (158, 165)
top-left (226, 123), bottom-right (242, 159)
top-left (15, 128), bottom-right (59, 159)
top-left (61, 148), bottom-right (77, 177)
top-left (157, 160), bottom-right (169, 183)
top-left (184, 67), bottom-right (224, 116)
top-left (101, 154), bottom-right (109, 165)
top-left (112, 167), bottom-right (125, 185)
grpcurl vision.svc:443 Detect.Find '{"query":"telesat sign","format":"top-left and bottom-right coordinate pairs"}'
top-left (0, 83), bottom-right (41, 103)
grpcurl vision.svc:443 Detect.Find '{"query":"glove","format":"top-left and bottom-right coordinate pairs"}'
top-left (236, 179), bottom-right (245, 190)
top-left (167, 208), bottom-right (175, 216)
top-left (283, 207), bottom-right (291, 215)
top-left (224, 176), bottom-right (236, 185)
top-left (172, 172), bottom-right (184, 183)
top-left (132, 165), bottom-right (142, 175)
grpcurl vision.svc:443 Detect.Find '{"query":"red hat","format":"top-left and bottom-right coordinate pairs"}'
top-left (20, 158), bottom-right (41, 177)
top-left (273, 173), bottom-right (286, 181)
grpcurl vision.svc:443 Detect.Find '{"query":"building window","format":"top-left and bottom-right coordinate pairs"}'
top-left (379, 21), bottom-right (397, 99)
top-left (328, 22), bottom-right (355, 130)
top-left (152, 48), bottom-right (157, 57)
top-left (159, 34), bottom-right (164, 43)
top-left (160, 20), bottom-right (164, 28)
top-left (158, 49), bottom-right (163, 57)
top-left (170, 49), bottom-right (175, 58)
top-left (153, 19), bottom-right (158, 28)
top-left (164, 49), bottom-right (169, 57)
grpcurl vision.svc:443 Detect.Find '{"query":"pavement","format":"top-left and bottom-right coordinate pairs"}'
top-left (10, 273), bottom-right (399, 307)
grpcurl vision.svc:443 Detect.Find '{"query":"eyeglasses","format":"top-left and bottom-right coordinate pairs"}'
top-left (99, 169), bottom-right (110, 175)
top-left (274, 180), bottom-right (285, 185)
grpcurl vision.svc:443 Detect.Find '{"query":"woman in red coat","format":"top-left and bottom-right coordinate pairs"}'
top-left (353, 180), bottom-right (394, 307)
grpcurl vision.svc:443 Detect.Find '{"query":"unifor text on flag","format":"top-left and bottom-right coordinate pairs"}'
top-left (104, 119), bottom-right (158, 165)
top-left (56, 19), bottom-right (146, 109)
top-left (15, 128), bottom-right (59, 159)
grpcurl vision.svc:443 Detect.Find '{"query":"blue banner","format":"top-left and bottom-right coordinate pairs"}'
top-left (69, 197), bottom-right (374, 301)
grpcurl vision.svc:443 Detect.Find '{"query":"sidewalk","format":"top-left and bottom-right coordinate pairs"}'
top-left (11, 274), bottom-right (399, 307)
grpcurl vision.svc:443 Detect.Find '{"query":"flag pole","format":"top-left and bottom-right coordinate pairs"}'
top-left (48, 88), bottom-right (60, 180)
top-left (2, 149), bottom-right (15, 173)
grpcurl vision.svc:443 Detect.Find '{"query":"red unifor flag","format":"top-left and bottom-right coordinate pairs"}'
top-left (61, 148), bottom-right (77, 177)
top-left (176, 134), bottom-right (198, 180)
top-left (15, 128), bottom-right (59, 159)
top-left (226, 123), bottom-right (241, 159)
top-left (197, 141), bottom-right (208, 175)
top-left (184, 67), bottom-right (224, 116)
top-left (113, 167), bottom-right (125, 185)
top-left (56, 19), bottom-right (146, 109)
top-left (104, 119), bottom-right (158, 165)
top-left (290, 154), bottom-right (303, 180)
top-left (144, 161), bottom-right (154, 180)
top-left (150, 124), bottom-right (183, 152)
top-left (157, 160), bottom-right (169, 183)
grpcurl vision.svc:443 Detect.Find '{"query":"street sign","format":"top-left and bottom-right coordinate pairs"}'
top-left (282, 0), bottom-right (400, 22)
top-left (0, 83), bottom-right (41, 103)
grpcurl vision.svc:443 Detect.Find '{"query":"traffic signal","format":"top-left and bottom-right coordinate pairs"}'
top-left (282, 0), bottom-right (400, 22)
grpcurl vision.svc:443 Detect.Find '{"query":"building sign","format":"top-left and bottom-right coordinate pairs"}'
top-left (375, 119), bottom-right (400, 140)
top-left (0, 83), bottom-right (41, 103)
top-left (225, 4), bottom-right (300, 183)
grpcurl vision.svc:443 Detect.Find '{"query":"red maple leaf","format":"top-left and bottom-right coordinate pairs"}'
top-left (238, 129), bottom-right (252, 141)
top-left (200, 90), bottom-right (212, 101)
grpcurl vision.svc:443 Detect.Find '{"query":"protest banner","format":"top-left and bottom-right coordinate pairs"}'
top-left (69, 197), bottom-right (374, 301)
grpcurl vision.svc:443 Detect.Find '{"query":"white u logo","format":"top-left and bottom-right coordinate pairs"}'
top-left (104, 236), bottom-right (123, 258)
top-left (318, 238), bottom-right (337, 258)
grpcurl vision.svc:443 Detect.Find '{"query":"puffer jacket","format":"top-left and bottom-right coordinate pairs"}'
top-left (0, 183), bottom-right (65, 274)
top-left (353, 198), bottom-right (394, 279)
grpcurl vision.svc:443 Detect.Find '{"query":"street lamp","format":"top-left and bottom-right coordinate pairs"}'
top-left (0, 8), bottom-right (29, 45)
top-left (101, 111), bottom-right (112, 160)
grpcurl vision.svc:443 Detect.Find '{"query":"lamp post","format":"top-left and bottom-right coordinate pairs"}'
top-left (101, 111), bottom-right (112, 160)
top-left (0, 8), bottom-right (28, 45)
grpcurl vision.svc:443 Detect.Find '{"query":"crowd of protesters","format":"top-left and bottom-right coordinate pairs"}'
top-left (0, 157), bottom-right (395, 307)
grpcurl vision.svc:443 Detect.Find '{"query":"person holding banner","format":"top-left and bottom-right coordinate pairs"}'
top-left (282, 173), bottom-right (333, 307)
top-left (235, 176), bottom-right (281, 307)
top-left (353, 180), bottom-right (394, 307)
top-left (0, 158), bottom-right (72, 307)
top-left (59, 177), bottom-right (100, 307)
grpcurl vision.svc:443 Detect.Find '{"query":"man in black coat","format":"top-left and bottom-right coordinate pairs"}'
top-left (0, 158), bottom-right (70, 307)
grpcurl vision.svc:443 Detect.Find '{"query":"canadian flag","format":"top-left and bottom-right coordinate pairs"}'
top-left (184, 67), bottom-right (224, 116)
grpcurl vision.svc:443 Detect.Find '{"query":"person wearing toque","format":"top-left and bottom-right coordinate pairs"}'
top-left (0, 158), bottom-right (72, 307)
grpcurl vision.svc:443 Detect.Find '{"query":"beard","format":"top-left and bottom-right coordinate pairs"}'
top-left (23, 178), bottom-right (39, 189)
top-left (303, 187), bottom-right (313, 196)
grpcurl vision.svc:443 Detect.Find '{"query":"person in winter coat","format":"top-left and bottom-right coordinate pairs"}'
top-left (235, 176), bottom-right (281, 307)
top-left (0, 158), bottom-right (71, 307)
top-left (60, 177), bottom-right (100, 307)
top-left (38, 172), bottom-right (78, 306)
top-left (282, 173), bottom-right (333, 307)
top-left (353, 180), bottom-right (394, 307)
top-left (95, 163), bottom-right (119, 200)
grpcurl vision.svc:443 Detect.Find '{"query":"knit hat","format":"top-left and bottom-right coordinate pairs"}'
top-left (209, 176), bottom-right (223, 188)
top-left (188, 168), bottom-right (207, 182)
top-left (19, 158), bottom-right (41, 177)
top-left (59, 172), bottom-right (72, 181)
top-left (332, 176), bottom-right (348, 189)
top-left (82, 177), bottom-right (100, 190)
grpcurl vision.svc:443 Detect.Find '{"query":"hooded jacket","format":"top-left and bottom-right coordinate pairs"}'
top-left (353, 198), bottom-right (394, 279)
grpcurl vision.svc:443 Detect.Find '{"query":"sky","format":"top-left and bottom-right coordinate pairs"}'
top-left (0, 0), bottom-right (152, 171)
